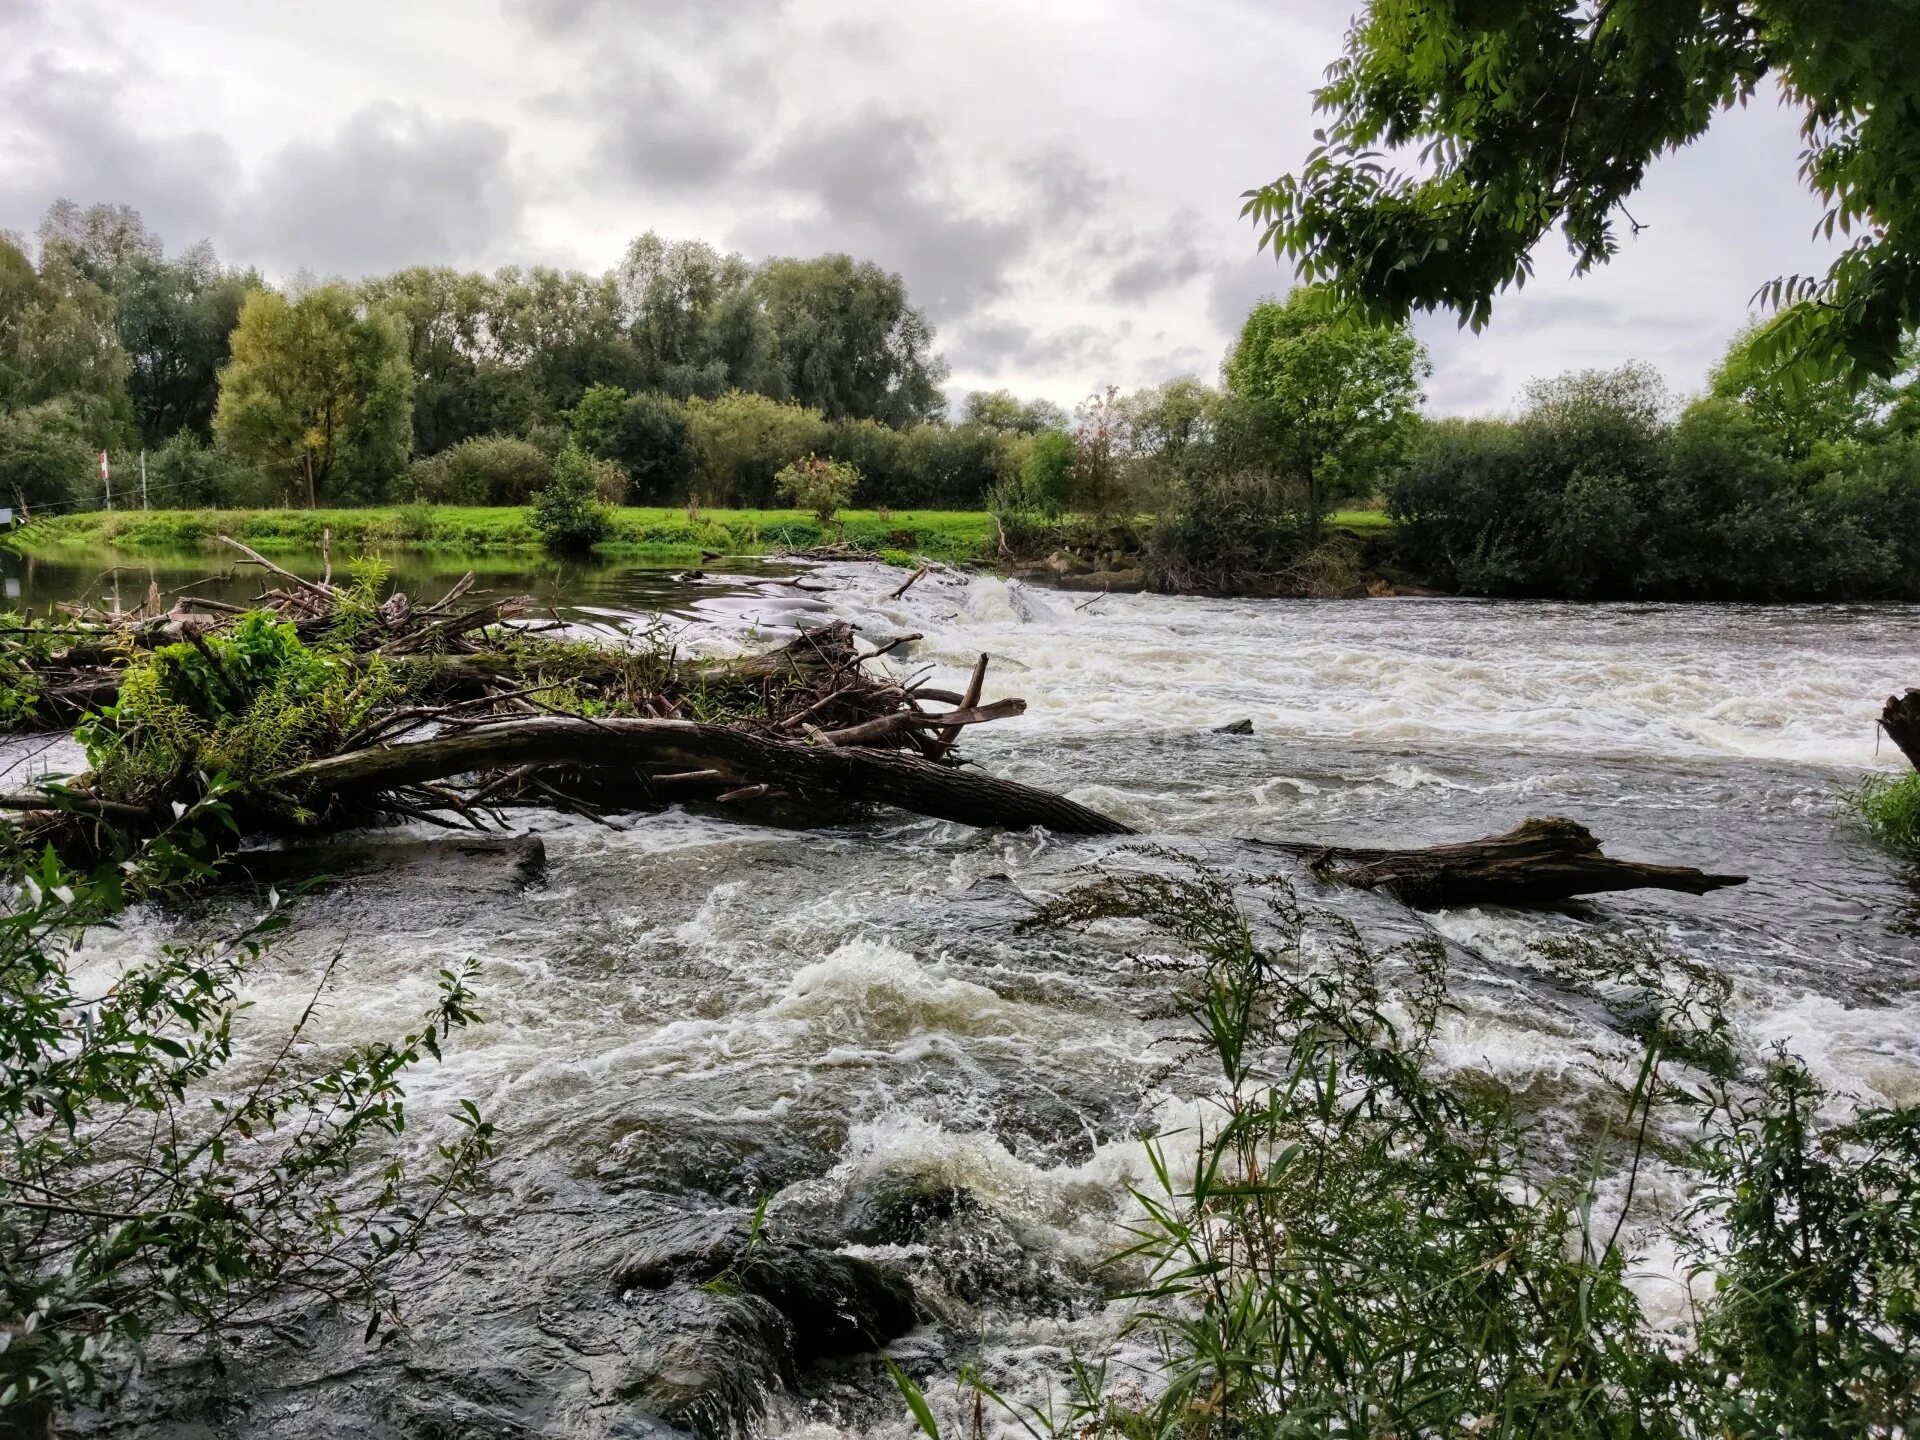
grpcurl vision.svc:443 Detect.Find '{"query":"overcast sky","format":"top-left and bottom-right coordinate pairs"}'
top-left (0, 0), bottom-right (1839, 417)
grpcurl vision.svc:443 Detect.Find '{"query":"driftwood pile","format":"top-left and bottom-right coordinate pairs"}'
top-left (1, 538), bottom-right (1124, 850)
top-left (0, 538), bottom-right (1757, 910)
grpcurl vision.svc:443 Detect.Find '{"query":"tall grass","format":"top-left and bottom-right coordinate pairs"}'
top-left (1850, 771), bottom-right (1920, 857)
top-left (897, 860), bottom-right (1920, 1439)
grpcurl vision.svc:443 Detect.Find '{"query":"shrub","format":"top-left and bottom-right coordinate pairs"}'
top-left (142, 430), bottom-right (272, 509)
top-left (907, 861), bottom-right (1920, 1439)
top-left (1019, 429), bottom-right (1075, 517)
top-left (685, 392), bottom-right (827, 507)
top-left (1850, 771), bottom-right (1920, 856)
top-left (404, 434), bottom-right (554, 506)
top-left (0, 808), bottom-right (492, 1424)
top-left (773, 454), bottom-right (860, 526)
top-left (530, 445), bottom-right (612, 552)
top-left (0, 400), bottom-right (95, 511)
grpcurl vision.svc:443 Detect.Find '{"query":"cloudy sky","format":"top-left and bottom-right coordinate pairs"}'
top-left (0, 0), bottom-right (1837, 416)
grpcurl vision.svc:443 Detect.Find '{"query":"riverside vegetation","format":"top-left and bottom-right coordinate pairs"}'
top-left (6, 202), bottom-right (1920, 601)
top-left (890, 861), bottom-right (1919, 1440)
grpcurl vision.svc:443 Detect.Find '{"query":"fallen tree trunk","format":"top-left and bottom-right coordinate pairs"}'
top-left (268, 716), bottom-right (1134, 836)
top-left (1257, 816), bottom-right (1745, 908)
top-left (1880, 689), bottom-right (1920, 770)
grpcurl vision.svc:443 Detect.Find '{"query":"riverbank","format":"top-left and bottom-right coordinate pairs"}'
top-left (9, 505), bottom-right (1393, 574)
top-left (13, 506), bottom-right (1001, 563)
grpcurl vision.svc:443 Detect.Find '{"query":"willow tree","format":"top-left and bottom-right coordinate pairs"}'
top-left (1246, 3), bottom-right (1920, 381)
top-left (214, 287), bottom-right (413, 507)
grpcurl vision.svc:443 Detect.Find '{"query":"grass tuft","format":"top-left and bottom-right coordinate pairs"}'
top-left (1849, 770), bottom-right (1920, 856)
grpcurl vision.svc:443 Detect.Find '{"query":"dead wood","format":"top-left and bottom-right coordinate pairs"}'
top-left (267, 716), bottom-right (1131, 836)
top-left (1257, 816), bottom-right (1746, 909)
top-left (1880, 689), bottom-right (1920, 770)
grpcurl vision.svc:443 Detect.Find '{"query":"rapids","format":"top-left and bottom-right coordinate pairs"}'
top-left (12, 553), bottom-right (1919, 1437)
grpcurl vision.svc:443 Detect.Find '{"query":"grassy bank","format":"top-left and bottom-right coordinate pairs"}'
top-left (17, 506), bottom-right (1000, 562)
top-left (17, 506), bottom-right (1389, 566)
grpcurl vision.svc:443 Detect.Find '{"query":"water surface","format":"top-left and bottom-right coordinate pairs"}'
top-left (13, 548), bottom-right (1919, 1435)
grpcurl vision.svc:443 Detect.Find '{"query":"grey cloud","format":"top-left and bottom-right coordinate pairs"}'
top-left (581, 62), bottom-right (759, 190)
top-left (744, 106), bottom-right (1034, 322)
top-left (1014, 145), bottom-right (1114, 227)
top-left (1207, 248), bottom-right (1291, 331)
top-left (232, 104), bottom-right (523, 278)
top-left (948, 318), bottom-right (1126, 378)
top-left (1104, 210), bottom-right (1208, 302)
top-left (0, 53), bottom-right (239, 249)
top-left (509, 0), bottom-right (784, 37)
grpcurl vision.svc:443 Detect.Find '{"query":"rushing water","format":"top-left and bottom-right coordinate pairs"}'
top-left (10, 546), bottom-right (1920, 1436)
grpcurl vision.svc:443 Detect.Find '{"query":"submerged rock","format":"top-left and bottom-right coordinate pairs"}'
top-left (79, 1204), bottom-right (917, 1440)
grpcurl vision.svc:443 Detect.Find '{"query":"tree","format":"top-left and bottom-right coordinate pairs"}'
top-left (1244, 2), bottom-right (1920, 381)
top-left (1711, 308), bottom-right (1917, 461)
top-left (615, 233), bottom-right (780, 401)
top-left (1223, 289), bottom-right (1429, 539)
top-left (684, 391), bottom-right (827, 507)
top-left (1071, 387), bottom-right (1133, 521)
top-left (214, 287), bottom-right (414, 507)
top-left (360, 266), bottom-right (512, 454)
top-left (489, 266), bottom-right (637, 425)
top-left (753, 256), bottom-right (948, 426)
top-left (37, 203), bottom-right (259, 447)
top-left (610, 391), bottom-right (696, 502)
top-left (964, 389), bottom-right (1069, 435)
top-left (569, 383), bottom-right (629, 461)
top-left (0, 234), bottom-right (130, 424)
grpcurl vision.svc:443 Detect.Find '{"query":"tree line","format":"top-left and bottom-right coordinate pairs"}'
top-left (0, 200), bottom-right (997, 514)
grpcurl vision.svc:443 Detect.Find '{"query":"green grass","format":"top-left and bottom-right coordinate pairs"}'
top-left (1330, 507), bottom-right (1392, 532)
top-left (1849, 770), bottom-right (1920, 856)
top-left (20, 506), bottom-right (999, 563)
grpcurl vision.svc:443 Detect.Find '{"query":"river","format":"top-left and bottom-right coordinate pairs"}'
top-left (9, 545), bottom-right (1919, 1437)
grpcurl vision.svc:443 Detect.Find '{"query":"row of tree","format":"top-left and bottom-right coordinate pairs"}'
top-left (0, 201), bottom-right (962, 513)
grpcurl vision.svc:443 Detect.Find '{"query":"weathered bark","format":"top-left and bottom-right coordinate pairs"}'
top-left (1881, 689), bottom-right (1920, 771)
top-left (1258, 816), bottom-right (1745, 908)
top-left (267, 716), bottom-right (1133, 836)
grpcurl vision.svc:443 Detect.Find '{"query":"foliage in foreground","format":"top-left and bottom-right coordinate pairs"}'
top-left (899, 862), bottom-right (1919, 1439)
top-left (0, 802), bottom-right (494, 1422)
top-left (1245, 1), bottom-right (1920, 382)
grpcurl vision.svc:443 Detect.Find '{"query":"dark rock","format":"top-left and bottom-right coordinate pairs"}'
top-left (610, 1211), bottom-right (918, 1363)
top-left (1212, 718), bottom-right (1254, 735)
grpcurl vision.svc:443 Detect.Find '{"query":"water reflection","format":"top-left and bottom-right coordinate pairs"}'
top-left (0, 541), bottom-right (834, 638)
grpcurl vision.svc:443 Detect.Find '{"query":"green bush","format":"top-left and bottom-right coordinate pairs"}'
top-left (1389, 367), bottom-right (1920, 600)
top-left (1019, 429), bottom-right (1075, 517)
top-left (773, 454), bottom-right (859, 526)
top-left (1850, 771), bottom-right (1920, 856)
top-left (404, 434), bottom-right (554, 506)
top-left (531, 445), bottom-right (612, 552)
top-left (911, 862), bottom-right (1920, 1439)
top-left (0, 399), bottom-right (95, 511)
top-left (0, 809), bottom-right (492, 1424)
